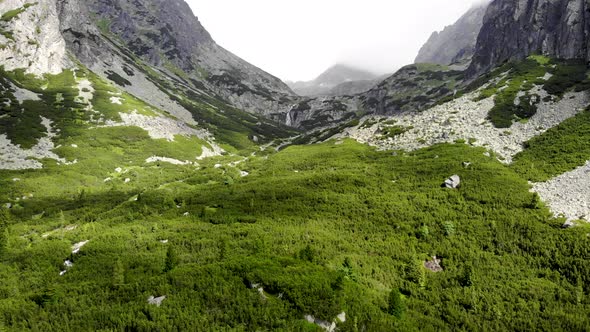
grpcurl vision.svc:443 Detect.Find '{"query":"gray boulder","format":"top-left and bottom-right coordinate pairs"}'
top-left (562, 221), bottom-right (575, 229)
top-left (443, 175), bottom-right (461, 189)
top-left (147, 295), bottom-right (166, 307)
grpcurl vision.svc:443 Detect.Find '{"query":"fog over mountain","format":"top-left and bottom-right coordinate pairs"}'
top-left (186, 0), bottom-right (488, 81)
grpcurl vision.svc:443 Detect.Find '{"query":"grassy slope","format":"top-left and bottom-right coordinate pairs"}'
top-left (0, 66), bottom-right (212, 205)
top-left (512, 107), bottom-right (590, 181)
top-left (1, 140), bottom-right (589, 331)
top-left (473, 56), bottom-right (590, 128)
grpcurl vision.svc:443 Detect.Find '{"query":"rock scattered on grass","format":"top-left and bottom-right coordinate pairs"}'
top-left (147, 295), bottom-right (166, 307)
top-left (197, 146), bottom-right (223, 160)
top-left (424, 256), bottom-right (443, 272)
top-left (109, 96), bottom-right (123, 105)
top-left (146, 156), bottom-right (194, 166)
top-left (562, 221), bottom-right (576, 229)
top-left (443, 175), bottom-right (461, 189)
top-left (72, 240), bottom-right (89, 254)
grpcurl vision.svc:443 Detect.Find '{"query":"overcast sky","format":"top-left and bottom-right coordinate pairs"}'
top-left (185, 0), bottom-right (484, 82)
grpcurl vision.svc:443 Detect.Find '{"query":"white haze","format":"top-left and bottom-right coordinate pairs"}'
top-left (186, 0), bottom-right (486, 82)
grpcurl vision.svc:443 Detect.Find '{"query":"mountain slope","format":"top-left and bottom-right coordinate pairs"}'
top-left (58, 0), bottom-right (296, 120)
top-left (0, 0), bottom-right (297, 173)
top-left (415, 1), bottom-right (490, 67)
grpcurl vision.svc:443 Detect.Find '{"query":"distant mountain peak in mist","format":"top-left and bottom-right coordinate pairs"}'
top-left (287, 64), bottom-right (384, 97)
top-left (313, 64), bottom-right (379, 86)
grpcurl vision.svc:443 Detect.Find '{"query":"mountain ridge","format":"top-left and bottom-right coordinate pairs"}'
top-left (287, 64), bottom-right (384, 97)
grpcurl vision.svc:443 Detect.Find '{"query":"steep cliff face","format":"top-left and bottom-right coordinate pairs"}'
top-left (415, 1), bottom-right (490, 67)
top-left (469, 0), bottom-right (590, 76)
top-left (55, 0), bottom-right (295, 119)
top-left (0, 0), bottom-right (70, 75)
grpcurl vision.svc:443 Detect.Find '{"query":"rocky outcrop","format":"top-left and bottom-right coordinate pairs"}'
top-left (360, 64), bottom-right (463, 115)
top-left (415, 1), bottom-right (490, 67)
top-left (0, 0), bottom-right (70, 75)
top-left (468, 0), bottom-right (590, 76)
top-left (283, 96), bottom-right (360, 130)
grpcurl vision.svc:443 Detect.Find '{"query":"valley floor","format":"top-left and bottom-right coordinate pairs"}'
top-left (1, 56), bottom-right (590, 331)
top-left (1, 140), bottom-right (590, 331)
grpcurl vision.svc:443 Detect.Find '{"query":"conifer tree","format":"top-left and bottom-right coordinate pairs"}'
top-left (164, 245), bottom-right (178, 272)
top-left (113, 259), bottom-right (125, 288)
top-left (388, 288), bottom-right (405, 319)
top-left (0, 222), bottom-right (7, 259)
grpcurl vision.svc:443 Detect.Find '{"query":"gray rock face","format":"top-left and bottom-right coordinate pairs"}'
top-left (415, 1), bottom-right (490, 67)
top-left (86, 0), bottom-right (212, 69)
top-left (0, 0), bottom-right (70, 75)
top-left (288, 65), bottom-right (382, 97)
top-left (468, 0), bottom-right (590, 76)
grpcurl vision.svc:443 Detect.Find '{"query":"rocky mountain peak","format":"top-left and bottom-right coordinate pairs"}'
top-left (415, 1), bottom-right (490, 67)
top-left (53, 0), bottom-right (298, 119)
top-left (287, 64), bottom-right (381, 96)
